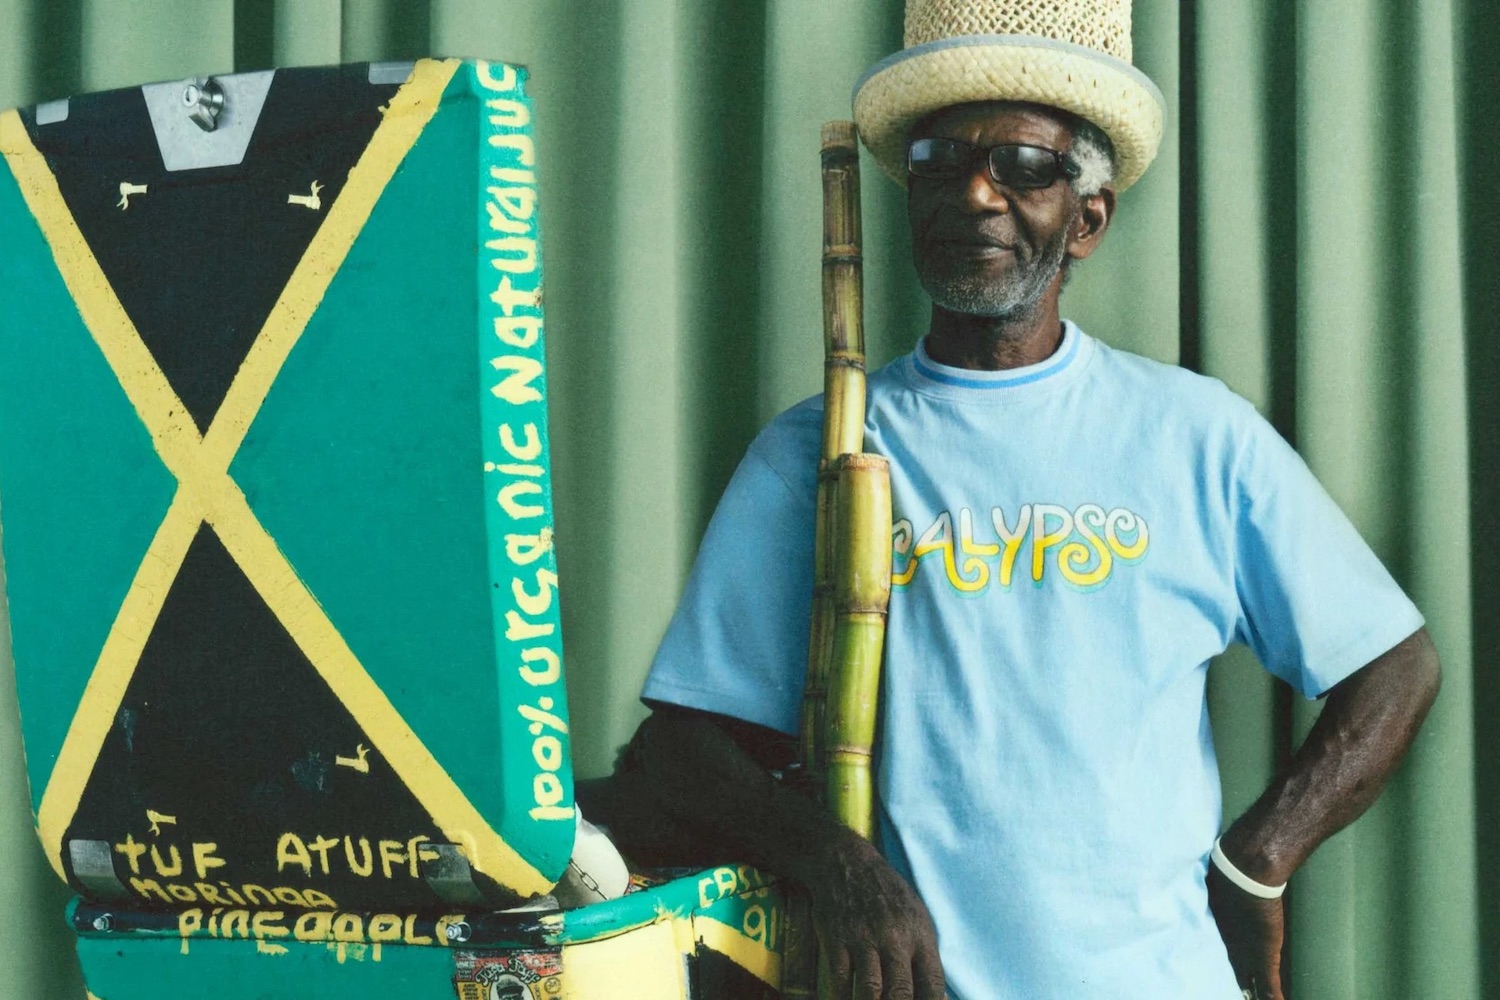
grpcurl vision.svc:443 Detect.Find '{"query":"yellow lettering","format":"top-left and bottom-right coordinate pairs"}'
top-left (494, 315), bottom-right (542, 349)
top-left (485, 192), bottom-right (529, 236)
top-left (1031, 505), bottom-right (1074, 583)
top-left (302, 889), bottom-right (338, 910)
top-left (486, 236), bottom-right (538, 275)
top-left (273, 887), bottom-right (309, 908)
top-left (369, 914), bottom-right (403, 944)
top-left (518, 647), bottom-right (561, 686)
top-left (195, 882), bottom-right (226, 905)
top-left (150, 843), bottom-right (183, 877)
top-left (891, 519), bottom-right (916, 586)
top-left (490, 165), bottom-right (536, 186)
top-left (178, 909), bottom-right (203, 938)
top-left (295, 911), bottom-right (333, 942)
top-left (1058, 504), bottom-right (1114, 588)
top-left (505, 530), bottom-right (553, 566)
top-left (490, 355), bottom-right (544, 405)
top-left (243, 885), bottom-right (277, 906)
top-left (958, 508), bottom-right (1001, 560)
top-left (485, 97), bottom-right (531, 128)
top-left (512, 568), bottom-right (557, 616)
top-left (308, 836), bottom-right (339, 875)
top-left (518, 700), bottom-right (568, 733)
top-left (949, 508), bottom-right (992, 592)
top-left (529, 804), bottom-right (574, 821)
top-left (533, 772), bottom-right (565, 809)
top-left (404, 913), bottom-right (432, 946)
top-left (531, 735), bottom-right (564, 771)
top-left (130, 877), bottom-right (170, 903)
top-left (991, 504), bottom-right (1032, 588)
top-left (167, 883), bottom-right (197, 902)
top-left (742, 904), bottom-right (766, 943)
top-left (489, 275), bottom-right (538, 316)
top-left (506, 610), bottom-right (555, 642)
top-left (252, 911), bottom-right (289, 939)
top-left (333, 913), bottom-right (365, 943)
top-left (222, 910), bottom-right (251, 939)
top-left (713, 867), bottom-right (737, 900)
top-left (487, 185), bottom-right (536, 227)
top-left (408, 837), bottom-right (439, 879)
top-left (488, 132), bottom-right (536, 167)
top-left (500, 423), bottom-right (542, 461)
top-left (909, 512), bottom-right (961, 591)
top-left (114, 834), bottom-right (147, 874)
top-left (276, 834), bottom-right (312, 876)
top-left (192, 842), bottom-right (226, 880)
top-left (1104, 508), bottom-right (1149, 561)
top-left (378, 840), bottom-right (406, 880)
top-left (475, 61), bottom-right (519, 93)
top-left (497, 479), bottom-right (545, 519)
top-left (345, 837), bottom-right (374, 877)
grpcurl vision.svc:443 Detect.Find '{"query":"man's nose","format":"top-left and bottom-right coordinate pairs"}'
top-left (958, 164), bottom-right (1011, 214)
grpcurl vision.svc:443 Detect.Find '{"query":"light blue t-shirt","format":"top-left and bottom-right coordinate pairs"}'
top-left (642, 322), bottom-right (1424, 1000)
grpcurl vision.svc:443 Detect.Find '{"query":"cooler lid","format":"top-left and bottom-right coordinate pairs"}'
top-left (0, 58), bottom-right (572, 912)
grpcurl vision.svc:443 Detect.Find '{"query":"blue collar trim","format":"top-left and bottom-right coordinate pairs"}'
top-left (912, 322), bottom-right (1081, 389)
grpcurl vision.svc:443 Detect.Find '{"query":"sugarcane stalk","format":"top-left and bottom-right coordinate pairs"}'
top-left (824, 453), bottom-right (892, 839)
top-left (787, 120), bottom-right (886, 1000)
top-left (800, 121), bottom-right (867, 801)
top-left (800, 466), bottom-right (837, 803)
top-left (819, 122), bottom-right (865, 463)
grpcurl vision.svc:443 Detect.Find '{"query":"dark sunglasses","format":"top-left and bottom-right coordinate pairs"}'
top-left (907, 137), bottom-right (1081, 190)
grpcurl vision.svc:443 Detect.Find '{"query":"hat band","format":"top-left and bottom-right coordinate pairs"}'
top-left (851, 32), bottom-right (1167, 117)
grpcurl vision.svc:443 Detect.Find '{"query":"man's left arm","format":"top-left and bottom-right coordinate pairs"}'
top-left (1209, 626), bottom-right (1441, 999)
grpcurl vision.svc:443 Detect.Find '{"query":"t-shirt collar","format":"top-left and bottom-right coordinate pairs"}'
top-left (910, 320), bottom-right (1085, 391)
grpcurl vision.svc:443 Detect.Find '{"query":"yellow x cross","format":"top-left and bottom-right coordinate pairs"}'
top-left (0, 59), bottom-right (551, 897)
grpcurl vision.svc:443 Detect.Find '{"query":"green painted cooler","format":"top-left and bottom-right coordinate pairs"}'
top-left (0, 58), bottom-right (787, 999)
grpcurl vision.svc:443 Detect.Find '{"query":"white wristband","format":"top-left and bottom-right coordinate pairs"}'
top-left (1211, 837), bottom-right (1286, 900)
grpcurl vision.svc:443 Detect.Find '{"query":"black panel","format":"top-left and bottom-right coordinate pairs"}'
top-left (22, 65), bottom-right (400, 430)
top-left (691, 946), bottom-right (782, 1000)
top-left (62, 526), bottom-right (516, 912)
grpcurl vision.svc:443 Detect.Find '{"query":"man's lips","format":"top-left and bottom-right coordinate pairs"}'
top-left (930, 236), bottom-right (1016, 258)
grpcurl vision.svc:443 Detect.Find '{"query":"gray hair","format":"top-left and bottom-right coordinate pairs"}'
top-left (1068, 118), bottom-right (1117, 197)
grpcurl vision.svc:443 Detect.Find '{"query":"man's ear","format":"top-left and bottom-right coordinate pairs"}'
top-left (1067, 187), bottom-right (1115, 262)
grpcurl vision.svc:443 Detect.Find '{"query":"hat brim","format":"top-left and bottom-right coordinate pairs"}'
top-left (852, 34), bottom-right (1166, 191)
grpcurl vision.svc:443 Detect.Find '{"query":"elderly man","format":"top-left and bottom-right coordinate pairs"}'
top-left (591, 2), bottom-right (1440, 998)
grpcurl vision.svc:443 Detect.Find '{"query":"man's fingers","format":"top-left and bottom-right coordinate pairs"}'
top-left (825, 944), bottom-right (852, 1000)
top-left (880, 947), bottom-right (916, 1000)
top-left (853, 947), bottom-right (883, 1000)
top-left (913, 940), bottom-right (947, 1000)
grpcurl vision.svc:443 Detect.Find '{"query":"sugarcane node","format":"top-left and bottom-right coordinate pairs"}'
top-left (832, 452), bottom-right (888, 472)
top-left (820, 119), bottom-right (857, 148)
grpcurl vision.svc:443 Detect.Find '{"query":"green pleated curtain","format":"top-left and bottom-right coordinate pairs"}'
top-left (0, 1), bottom-right (1493, 997)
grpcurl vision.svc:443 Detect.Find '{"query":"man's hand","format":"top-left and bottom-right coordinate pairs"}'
top-left (597, 707), bottom-right (947, 999)
top-left (808, 831), bottom-right (946, 1000)
top-left (1207, 629), bottom-right (1438, 1000)
top-left (1207, 865), bottom-right (1286, 1000)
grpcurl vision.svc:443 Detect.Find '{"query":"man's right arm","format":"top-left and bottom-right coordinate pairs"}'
top-left (589, 704), bottom-right (947, 1000)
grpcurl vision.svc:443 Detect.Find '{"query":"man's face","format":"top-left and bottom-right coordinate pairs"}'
top-left (906, 102), bottom-right (1086, 319)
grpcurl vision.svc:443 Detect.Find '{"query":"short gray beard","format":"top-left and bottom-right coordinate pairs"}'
top-left (917, 213), bottom-right (1075, 319)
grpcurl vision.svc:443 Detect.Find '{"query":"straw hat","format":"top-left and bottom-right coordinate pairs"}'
top-left (853, 0), bottom-right (1166, 190)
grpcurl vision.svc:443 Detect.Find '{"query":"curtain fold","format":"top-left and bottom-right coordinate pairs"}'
top-left (0, 1), bottom-right (1490, 996)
